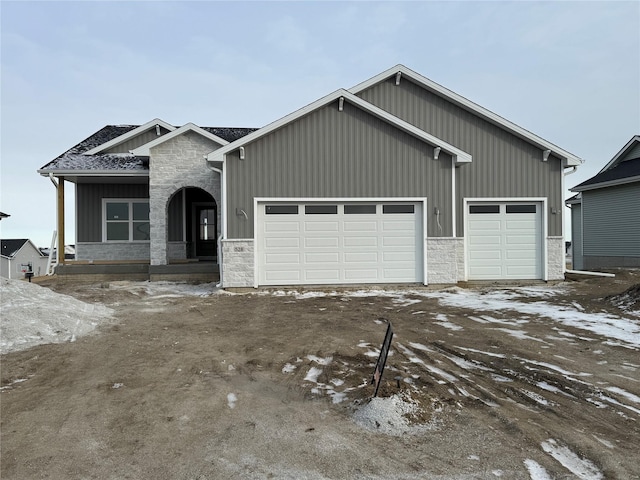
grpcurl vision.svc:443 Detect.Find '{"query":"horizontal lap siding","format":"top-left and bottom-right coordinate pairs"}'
top-left (583, 183), bottom-right (640, 257)
top-left (227, 101), bottom-right (452, 239)
top-left (358, 78), bottom-right (563, 236)
top-left (76, 183), bottom-right (149, 242)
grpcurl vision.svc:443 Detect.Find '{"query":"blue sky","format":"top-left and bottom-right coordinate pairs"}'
top-left (1, 1), bottom-right (639, 247)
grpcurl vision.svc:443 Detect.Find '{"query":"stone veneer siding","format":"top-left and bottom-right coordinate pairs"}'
top-left (76, 242), bottom-right (150, 261)
top-left (149, 131), bottom-right (222, 266)
top-left (221, 239), bottom-right (254, 288)
top-left (426, 238), bottom-right (464, 284)
top-left (547, 236), bottom-right (565, 280)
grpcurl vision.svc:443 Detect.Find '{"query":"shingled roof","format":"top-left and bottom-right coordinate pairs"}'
top-left (39, 124), bottom-right (257, 173)
top-left (1, 239), bottom-right (44, 259)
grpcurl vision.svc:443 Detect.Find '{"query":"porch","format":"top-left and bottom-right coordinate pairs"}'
top-left (54, 260), bottom-right (219, 283)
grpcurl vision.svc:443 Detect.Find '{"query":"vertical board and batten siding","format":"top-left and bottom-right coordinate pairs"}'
top-left (76, 183), bottom-right (149, 242)
top-left (583, 183), bottom-right (640, 257)
top-left (226, 101), bottom-right (452, 239)
top-left (357, 78), bottom-right (564, 236)
top-left (571, 203), bottom-right (583, 270)
top-left (103, 127), bottom-right (172, 154)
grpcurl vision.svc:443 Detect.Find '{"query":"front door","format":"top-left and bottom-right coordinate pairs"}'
top-left (194, 205), bottom-right (216, 259)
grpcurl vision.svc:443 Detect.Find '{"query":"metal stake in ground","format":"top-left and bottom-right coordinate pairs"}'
top-left (370, 321), bottom-right (394, 398)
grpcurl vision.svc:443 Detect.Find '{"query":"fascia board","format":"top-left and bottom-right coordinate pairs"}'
top-left (598, 135), bottom-right (640, 173)
top-left (349, 65), bottom-right (583, 167)
top-left (570, 175), bottom-right (640, 192)
top-left (83, 118), bottom-right (176, 155)
top-left (37, 170), bottom-right (148, 177)
top-left (131, 123), bottom-right (229, 156)
top-left (207, 89), bottom-right (472, 164)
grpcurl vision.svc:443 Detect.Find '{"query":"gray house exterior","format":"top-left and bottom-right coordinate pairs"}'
top-left (567, 135), bottom-right (640, 270)
top-left (39, 65), bottom-right (582, 287)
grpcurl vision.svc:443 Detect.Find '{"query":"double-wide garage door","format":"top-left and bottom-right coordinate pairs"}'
top-left (467, 202), bottom-right (543, 280)
top-left (257, 201), bottom-right (423, 286)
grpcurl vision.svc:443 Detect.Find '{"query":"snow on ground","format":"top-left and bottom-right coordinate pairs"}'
top-left (0, 279), bottom-right (221, 355)
top-left (0, 278), bottom-right (114, 354)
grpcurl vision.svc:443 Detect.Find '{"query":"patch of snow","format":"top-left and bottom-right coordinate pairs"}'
top-left (592, 435), bottom-right (615, 449)
top-left (606, 386), bottom-right (640, 404)
top-left (227, 393), bottom-right (237, 409)
top-left (523, 459), bottom-right (553, 480)
top-left (1, 278), bottom-right (114, 354)
top-left (282, 363), bottom-right (296, 374)
top-left (351, 393), bottom-right (437, 436)
top-left (541, 438), bottom-right (603, 479)
top-left (306, 355), bottom-right (333, 365)
top-left (304, 367), bottom-right (323, 383)
top-left (111, 383), bottom-right (124, 389)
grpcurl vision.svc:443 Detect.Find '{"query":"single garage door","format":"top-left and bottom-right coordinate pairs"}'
top-left (467, 202), bottom-right (542, 280)
top-left (257, 201), bottom-right (423, 286)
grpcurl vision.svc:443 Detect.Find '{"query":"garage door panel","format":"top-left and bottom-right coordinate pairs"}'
top-left (469, 235), bottom-right (501, 245)
top-left (258, 201), bottom-right (423, 285)
top-left (344, 252), bottom-right (378, 263)
top-left (265, 222), bottom-right (299, 232)
top-left (265, 237), bottom-right (300, 248)
top-left (265, 270), bottom-right (301, 282)
top-left (304, 269), bottom-right (341, 281)
top-left (344, 269), bottom-right (379, 281)
top-left (344, 221), bottom-right (377, 232)
top-left (265, 253), bottom-right (300, 264)
top-left (305, 221), bottom-right (339, 232)
top-left (305, 252), bottom-right (339, 263)
top-left (305, 237), bottom-right (339, 248)
top-left (383, 251), bottom-right (415, 262)
top-left (343, 236), bottom-right (378, 247)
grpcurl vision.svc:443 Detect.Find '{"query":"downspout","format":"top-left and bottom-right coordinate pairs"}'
top-left (206, 160), bottom-right (224, 288)
top-left (562, 164), bottom-right (578, 274)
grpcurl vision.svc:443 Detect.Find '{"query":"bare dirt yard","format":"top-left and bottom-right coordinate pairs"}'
top-left (1, 271), bottom-right (639, 479)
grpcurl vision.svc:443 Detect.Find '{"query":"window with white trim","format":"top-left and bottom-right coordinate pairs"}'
top-left (103, 199), bottom-right (150, 241)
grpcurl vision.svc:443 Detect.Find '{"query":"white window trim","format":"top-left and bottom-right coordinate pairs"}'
top-left (102, 198), bottom-right (150, 243)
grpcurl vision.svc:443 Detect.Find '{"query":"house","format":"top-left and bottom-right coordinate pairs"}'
top-left (1, 239), bottom-right (48, 279)
top-left (567, 135), bottom-right (640, 270)
top-left (38, 65), bottom-right (583, 287)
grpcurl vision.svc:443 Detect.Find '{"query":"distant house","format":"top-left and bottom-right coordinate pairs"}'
top-left (38, 65), bottom-right (583, 286)
top-left (1, 239), bottom-right (48, 279)
top-left (567, 135), bottom-right (640, 270)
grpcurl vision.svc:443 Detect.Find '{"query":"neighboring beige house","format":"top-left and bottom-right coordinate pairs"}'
top-left (1, 239), bottom-right (48, 279)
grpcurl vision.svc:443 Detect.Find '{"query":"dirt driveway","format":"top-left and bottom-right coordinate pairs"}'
top-left (2, 272), bottom-right (639, 479)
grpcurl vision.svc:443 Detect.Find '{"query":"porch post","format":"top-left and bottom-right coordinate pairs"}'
top-left (57, 176), bottom-right (65, 264)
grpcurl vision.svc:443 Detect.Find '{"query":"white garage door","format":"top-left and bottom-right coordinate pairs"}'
top-left (467, 202), bottom-right (542, 280)
top-left (257, 201), bottom-right (423, 286)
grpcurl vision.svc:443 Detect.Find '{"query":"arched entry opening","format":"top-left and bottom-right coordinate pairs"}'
top-left (167, 187), bottom-right (218, 261)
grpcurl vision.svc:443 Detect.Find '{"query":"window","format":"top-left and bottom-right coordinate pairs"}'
top-left (344, 204), bottom-right (376, 214)
top-left (469, 205), bottom-right (500, 214)
top-left (265, 205), bottom-right (298, 215)
top-left (383, 204), bottom-right (414, 214)
top-left (305, 205), bottom-right (338, 215)
top-left (506, 204), bottom-right (536, 214)
top-left (104, 200), bottom-right (150, 241)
